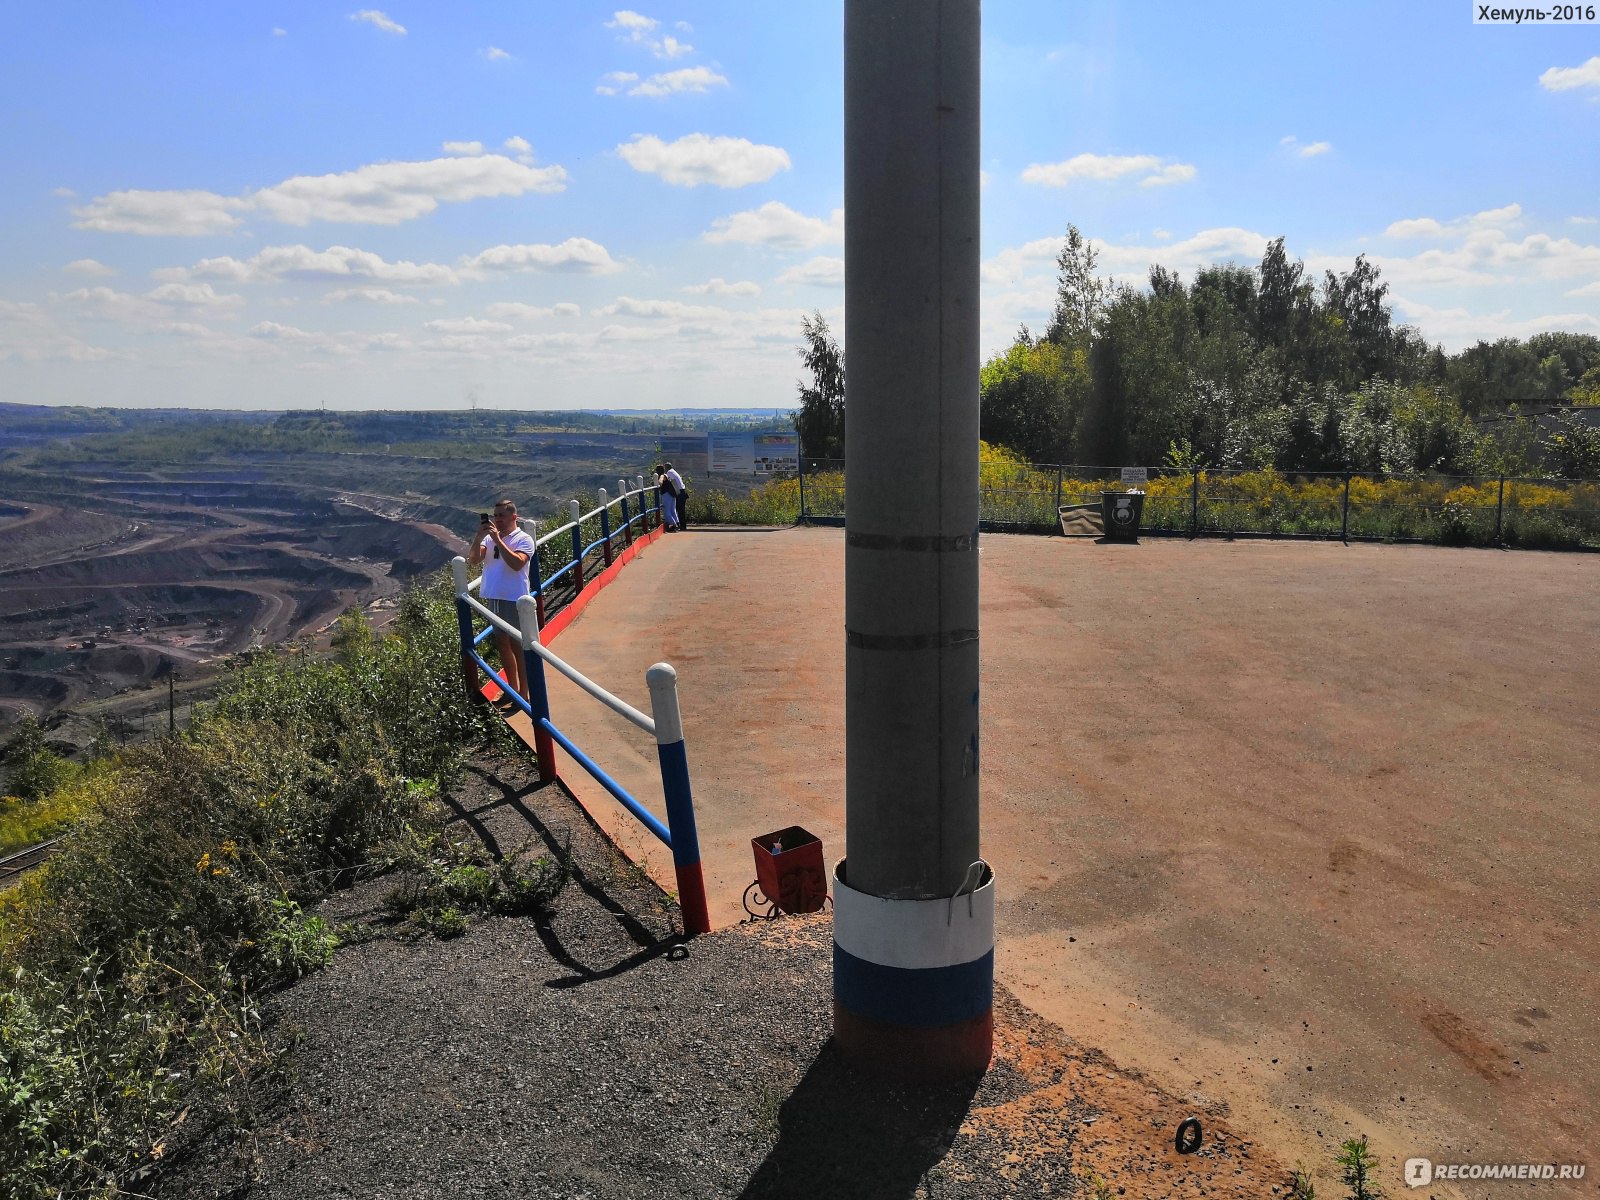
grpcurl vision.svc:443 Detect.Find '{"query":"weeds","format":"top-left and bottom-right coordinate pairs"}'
top-left (1336, 1135), bottom-right (1383, 1200)
top-left (0, 569), bottom-right (499, 1198)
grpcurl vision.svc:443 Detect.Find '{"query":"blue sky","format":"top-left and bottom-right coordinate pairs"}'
top-left (1, 2), bottom-right (1597, 411)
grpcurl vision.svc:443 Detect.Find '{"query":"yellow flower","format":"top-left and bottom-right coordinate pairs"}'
top-left (195, 852), bottom-right (211, 874)
top-left (220, 839), bottom-right (238, 860)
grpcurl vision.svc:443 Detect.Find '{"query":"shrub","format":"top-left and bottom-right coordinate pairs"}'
top-left (0, 570), bottom-right (498, 1198)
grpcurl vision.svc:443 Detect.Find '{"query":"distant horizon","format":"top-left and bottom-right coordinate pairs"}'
top-left (0, 399), bottom-right (793, 417)
top-left (2, 3), bottom-right (1596, 410)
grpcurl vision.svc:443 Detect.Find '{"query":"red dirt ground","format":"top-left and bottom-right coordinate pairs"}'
top-left (536, 527), bottom-right (1600, 1196)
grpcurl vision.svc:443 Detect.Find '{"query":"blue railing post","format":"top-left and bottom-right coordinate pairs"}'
top-left (450, 556), bottom-right (479, 703)
top-left (569, 499), bottom-right (585, 592)
top-left (618, 478), bottom-right (633, 547)
top-left (598, 487), bottom-right (613, 566)
top-left (646, 663), bottom-right (710, 936)
top-left (518, 595), bottom-right (558, 784)
top-left (528, 518), bottom-right (547, 628)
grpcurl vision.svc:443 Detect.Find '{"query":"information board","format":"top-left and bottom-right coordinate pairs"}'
top-left (706, 431), bottom-right (799, 474)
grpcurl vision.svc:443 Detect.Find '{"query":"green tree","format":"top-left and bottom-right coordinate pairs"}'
top-left (1045, 225), bottom-right (1109, 347)
top-left (1545, 407), bottom-right (1600, 479)
top-left (792, 311), bottom-right (845, 459)
top-left (979, 327), bottom-right (1087, 463)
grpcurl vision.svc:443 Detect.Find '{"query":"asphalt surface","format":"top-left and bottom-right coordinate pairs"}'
top-left (539, 525), bottom-right (1600, 1197)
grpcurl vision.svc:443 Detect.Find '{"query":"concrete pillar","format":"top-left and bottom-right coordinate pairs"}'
top-left (835, 0), bottom-right (992, 1079)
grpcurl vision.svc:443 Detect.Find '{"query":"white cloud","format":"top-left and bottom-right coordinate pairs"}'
top-left (596, 71), bottom-right (640, 95)
top-left (75, 153), bottom-right (567, 235)
top-left (443, 141), bottom-right (485, 155)
top-left (1298, 141), bottom-right (1332, 158)
top-left (250, 154), bottom-right (565, 225)
top-left (1153, 228), bottom-right (1172, 241)
top-left (1385, 203), bottom-right (1522, 240)
top-left (424, 317), bottom-right (512, 334)
top-left (777, 257), bottom-right (845, 287)
top-left (155, 321), bottom-right (216, 338)
top-left (482, 46), bottom-right (510, 61)
top-left (350, 10), bottom-right (406, 35)
top-left (72, 189), bottom-right (249, 236)
top-left (324, 287), bottom-right (419, 304)
top-left (592, 296), bottom-right (738, 320)
top-left (1390, 296), bottom-right (1600, 348)
top-left (1022, 152), bottom-right (1197, 189)
top-left (1280, 135), bottom-right (1296, 145)
top-left (703, 201), bottom-right (841, 248)
top-left (459, 238), bottom-right (623, 275)
top-left (1540, 56), bottom-right (1600, 91)
top-left (146, 282), bottom-right (246, 309)
top-left (682, 277), bottom-right (760, 297)
top-left (158, 244), bottom-right (461, 285)
top-left (506, 332), bottom-right (584, 350)
top-left (52, 187), bottom-right (76, 198)
top-left (64, 258), bottom-right (116, 277)
top-left (605, 10), bottom-right (693, 58)
top-left (485, 301), bottom-right (581, 320)
top-left (1385, 217), bottom-right (1445, 238)
top-left (503, 136), bottom-right (531, 155)
top-left (1567, 280), bottom-right (1600, 297)
top-left (1572, 216), bottom-right (1598, 226)
top-left (628, 66), bottom-right (729, 97)
top-left (607, 11), bottom-right (657, 35)
top-left (617, 133), bottom-right (789, 187)
top-left (1141, 163), bottom-right (1197, 187)
top-left (272, 27), bottom-right (287, 37)
top-left (56, 282), bottom-right (245, 321)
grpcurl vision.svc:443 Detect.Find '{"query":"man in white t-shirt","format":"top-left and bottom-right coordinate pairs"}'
top-left (467, 498), bottom-right (536, 704)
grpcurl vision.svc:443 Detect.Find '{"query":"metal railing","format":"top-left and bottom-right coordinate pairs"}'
top-left (448, 485), bottom-right (710, 936)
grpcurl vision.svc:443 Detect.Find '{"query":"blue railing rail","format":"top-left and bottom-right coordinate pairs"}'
top-left (450, 551), bottom-right (709, 935)
top-left (490, 479), bottom-right (659, 626)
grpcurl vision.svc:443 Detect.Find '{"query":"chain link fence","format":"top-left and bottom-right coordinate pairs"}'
top-left (791, 458), bottom-right (1600, 550)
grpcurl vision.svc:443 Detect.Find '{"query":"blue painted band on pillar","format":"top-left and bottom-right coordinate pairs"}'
top-left (833, 944), bottom-right (993, 1028)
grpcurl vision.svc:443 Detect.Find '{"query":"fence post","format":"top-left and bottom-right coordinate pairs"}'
top-left (646, 663), bottom-right (711, 936)
top-left (1190, 470), bottom-right (1200, 538)
top-left (598, 487), bottom-right (613, 567)
top-left (450, 556), bottom-right (479, 703)
top-left (569, 499), bottom-right (585, 592)
top-left (518, 596), bottom-right (558, 785)
top-left (1054, 465), bottom-right (1064, 521)
top-left (618, 479), bottom-right (632, 547)
top-left (798, 453), bottom-right (808, 522)
top-left (528, 519), bottom-right (547, 629)
top-left (1495, 474), bottom-right (1506, 543)
top-left (1341, 473), bottom-right (1352, 543)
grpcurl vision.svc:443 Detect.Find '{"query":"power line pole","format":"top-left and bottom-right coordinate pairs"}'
top-left (835, 0), bottom-right (991, 1080)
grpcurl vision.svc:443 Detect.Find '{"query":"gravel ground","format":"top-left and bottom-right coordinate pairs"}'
top-left (162, 750), bottom-right (1289, 1200)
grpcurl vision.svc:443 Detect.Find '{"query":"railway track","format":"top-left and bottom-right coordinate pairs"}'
top-left (0, 837), bottom-right (60, 885)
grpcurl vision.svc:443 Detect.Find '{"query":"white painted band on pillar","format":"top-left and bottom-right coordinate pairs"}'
top-left (832, 860), bottom-right (994, 971)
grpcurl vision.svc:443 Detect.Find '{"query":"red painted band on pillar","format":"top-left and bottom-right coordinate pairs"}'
top-left (832, 1002), bottom-right (993, 1080)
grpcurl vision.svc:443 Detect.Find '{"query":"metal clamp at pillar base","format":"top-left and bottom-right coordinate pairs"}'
top-left (831, 858), bottom-right (995, 1079)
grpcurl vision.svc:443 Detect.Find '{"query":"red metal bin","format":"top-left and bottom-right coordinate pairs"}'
top-left (751, 825), bottom-right (827, 915)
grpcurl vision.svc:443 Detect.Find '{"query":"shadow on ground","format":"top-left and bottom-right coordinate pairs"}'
top-left (739, 1043), bottom-right (982, 1200)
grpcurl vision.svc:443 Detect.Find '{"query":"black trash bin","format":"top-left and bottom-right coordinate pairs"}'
top-left (1100, 491), bottom-right (1144, 541)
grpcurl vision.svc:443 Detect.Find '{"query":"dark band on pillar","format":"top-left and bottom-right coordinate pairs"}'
top-left (846, 531), bottom-right (978, 553)
top-left (847, 628), bottom-right (978, 651)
